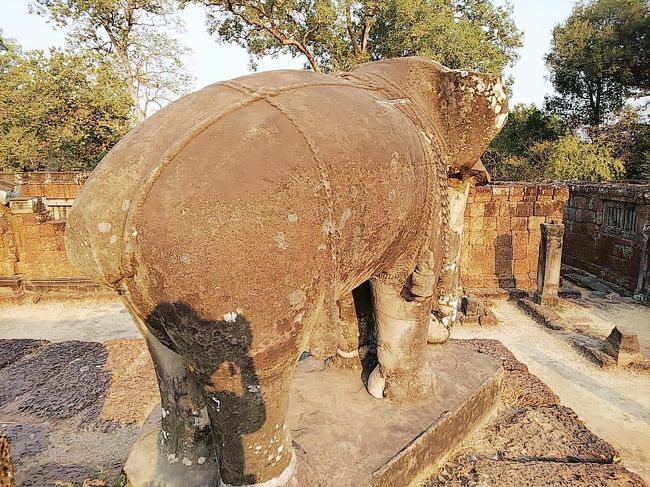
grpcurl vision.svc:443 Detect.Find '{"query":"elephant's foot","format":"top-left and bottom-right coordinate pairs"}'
top-left (367, 364), bottom-right (386, 399)
top-left (427, 314), bottom-right (450, 344)
top-left (123, 418), bottom-right (219, 487)
top-left (369, 276), bottom-right (437, 402)
top-left (368, 361), bottom-right (436, 402)
top-left (221, 449), bottom-right (298, 487)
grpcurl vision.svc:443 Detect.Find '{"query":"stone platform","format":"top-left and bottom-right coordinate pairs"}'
top-left (128, 342), bottom-right (502, 487)
top-left (289, 342), bottom-right (502, 486)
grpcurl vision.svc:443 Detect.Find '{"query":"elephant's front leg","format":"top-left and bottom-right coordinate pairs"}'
top-left (367, 273), bottom-right (436, 402)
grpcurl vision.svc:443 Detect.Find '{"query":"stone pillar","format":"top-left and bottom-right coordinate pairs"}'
top-left (535, 222), bottom-right (564, 306)
top-left (634, 224), bottom-right (650, 303)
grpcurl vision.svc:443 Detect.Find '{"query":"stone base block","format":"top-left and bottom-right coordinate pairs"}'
top-left (289, 342), bottom-right (502, 486)
top-left (125, 343), bottom-right (502, 487)
top-left (123, 419), bottom-right (218, 487)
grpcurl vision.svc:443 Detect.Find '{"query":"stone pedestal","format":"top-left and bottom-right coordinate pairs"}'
top-left (289, 342), bottom-right (502, 486)
top-left (126, 343), bottom-right (502, 487)
top-left (535, 223), bottom-right (565, 306)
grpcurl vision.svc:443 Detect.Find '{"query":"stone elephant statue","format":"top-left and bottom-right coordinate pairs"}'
top-left (65, 56), bottom-right (507, 487)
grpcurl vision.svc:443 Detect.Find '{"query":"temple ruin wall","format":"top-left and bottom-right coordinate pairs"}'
top-left (460, 182), bottom-right (568, 291)
top-left (562, 182), bottom-right (650, 294)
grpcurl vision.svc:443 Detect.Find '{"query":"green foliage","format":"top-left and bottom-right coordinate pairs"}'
top-left (545, 0), bottom-right (650, 125)
top-left (187, 0), bottom-right (522, 73)
top-left (486, 103), bottom-right (631, 182)
top-left (595, 106), bottom-right (650, 180)
top-left (0, 34), bottom-right (131, 172)
top-left (484, 104), bottom-right (566, 181)
top-left (532, 135), bottom-right (624, 181)
top-left (31, 0), bottom-right (193, 122)
top-left (371, 0), bottom-right (522, 73)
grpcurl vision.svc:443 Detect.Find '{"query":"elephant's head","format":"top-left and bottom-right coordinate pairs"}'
top-left (349, 56), bottom-right (508, 181)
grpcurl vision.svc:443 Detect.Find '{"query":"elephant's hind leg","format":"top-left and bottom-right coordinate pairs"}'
top-left (122, 305), bottom-right (218, 487)
top-left (156, 302), bottom-right (300, 487)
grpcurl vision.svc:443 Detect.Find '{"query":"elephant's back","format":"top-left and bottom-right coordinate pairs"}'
top-left (131, 73), bottom-right (436, 322)
top-left (66, 70), bottom-right (346, 286)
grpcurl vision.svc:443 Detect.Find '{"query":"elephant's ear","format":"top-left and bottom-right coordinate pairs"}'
top-left (431, 67), bottom-right (508, 174)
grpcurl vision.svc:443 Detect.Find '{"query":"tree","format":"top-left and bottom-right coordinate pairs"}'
top-left (484, 104), bottom-right (566, 181)
top-left (545, 0), bottom-right (650, 126)
top-left (532, 135), bottom-right (624, 181)
top-left (186, 0), bottom-right (522, 73)
top-left (32, 0), bottom-right (193, 122)
top-left (371, 0), bottom-right (522, 73)
top-left (595, 106), bottom-right (650, 180)
top-left (0, 34), bottom-right (132, 172)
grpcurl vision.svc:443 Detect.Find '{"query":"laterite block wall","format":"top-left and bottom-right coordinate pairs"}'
top-left (563, 182), bottom-right (650, 293)
top-left (461, 182), bottom-right (569, 291)
top-left (0, 172), bottom-right (89, 280)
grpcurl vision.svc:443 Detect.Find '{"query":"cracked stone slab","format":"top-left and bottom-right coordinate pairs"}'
top-left (452, 338), bottom-right (529, 372)
top-left (482, 405), bottom-right (617, 463)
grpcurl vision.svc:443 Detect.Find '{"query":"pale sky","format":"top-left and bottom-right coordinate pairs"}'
top-left (1, 0), bottom-right (576, 107)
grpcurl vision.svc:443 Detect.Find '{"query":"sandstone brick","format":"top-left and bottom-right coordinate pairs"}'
top-left (536, 185), bottom-right (554, 201)
top-left (509, 185), bottom-right (525, 201)
top-left (510, 217), bottom-right (528, 231)
top-left (474, 186), bottom-right (492, 202)
top-left (470, 219), bottom-right (484, 233)
top-left (523, 186), bottom-right (538, 202)
top-left (576, 209), bottom-right (596, 223)
top-left (552, 185), bottom-right (569, 201)
top-left (39, 223), bottom-right (56, 237)
top-left (496, 217), bottom-right (511, 231)
top-left (534, 201), bottom-right (554, 216)
top-left (515, 202), bottom-right (534, 217)
top-left (483, 202), bottom-right (498, 217)
top-left (498, 202), bottom-right (511, 216)
top-left (482, 218), bottom-right (497, 231)
top-left (469, 203), bottom-right (485, 217)
top-left (513, 259), bottom-right (531, 275)
top-left (513, 245), bottom-right (528, 260)
top-left (572, 195), bottom-right (587, 208)
top-left (512, 230), bottom-right (529, 243)
top-left (491, 186), bottom-right (510, 200)
top-left (528, 216), bottom-right (546, 232)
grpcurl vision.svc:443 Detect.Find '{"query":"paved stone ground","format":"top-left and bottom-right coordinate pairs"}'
top-left (455, 300), bottom-right (650, 483)
top-left (0, 338), bottom-right (158, 486)
top-left (0, 335), bottom-right (645, 486)
top-left (425, 339), bottom-right (645, 486)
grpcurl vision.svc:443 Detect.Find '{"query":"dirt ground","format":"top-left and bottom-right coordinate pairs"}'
top-left (556, 290), bottom-right (650, 356)
top-left (453, 299), bottom-right (650, 483)
top-left (0, 299), bottom-right (138, 343)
